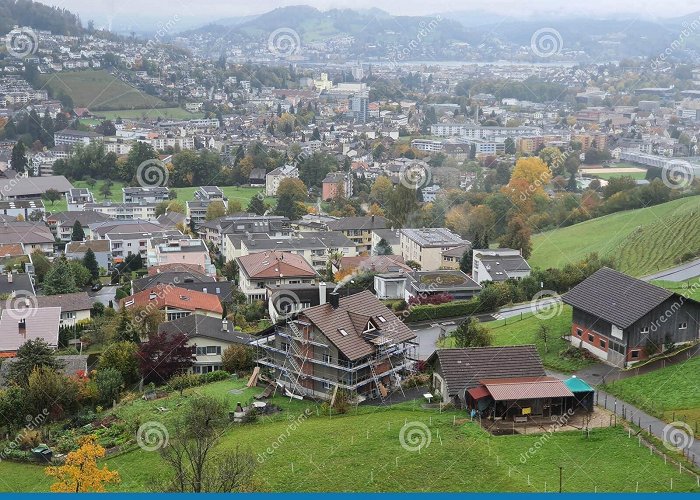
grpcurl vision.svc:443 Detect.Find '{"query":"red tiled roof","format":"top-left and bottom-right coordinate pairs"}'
top-left (467, 385), bottom-right (490, 400)
top-left (480, 377), bottom-right (574, 401)
top-left (237, 251), bottom-right (316, 279)
top-left (123, 284), bottom-right (222, 315)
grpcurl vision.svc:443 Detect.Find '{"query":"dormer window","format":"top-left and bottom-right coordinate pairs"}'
top-left (364, 320), bottom-right (377, 334)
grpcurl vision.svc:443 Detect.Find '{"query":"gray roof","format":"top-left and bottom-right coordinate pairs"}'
top-left (132, 271), bottom-right (216, 292)
top-left (65, 239), bottom-right (111, 253)
top-left (48, 210), bottom-right (111, 226)
top-left (0, 222), bottom-right (54, 245)
top-left (401, 228), bottom-right (466, 248)
top-left (0, 273), bottom-right (35, 296)
top-left (372, 228), bottom-right (401, 244)
top-left (241, 231), bottom-right (354, 252)
top-left (158, 314), bottom-right (256, 344)
top-left (427, 345), bottom-right (546, 396)
top-left (562, 267), bottom-right (676, 329)
top-left (36, 292), bottom-right (95, 312)
top-left (326, 216), bottom-right (387, 231)
top-left (0, 306), bottom-right (61, 352)
top-left (0, 175), bottom-right (73, 197)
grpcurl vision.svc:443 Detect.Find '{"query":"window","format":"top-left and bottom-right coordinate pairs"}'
top-left (679, 322), bottom-right (688, 330)
top-left (322, 353), bottom-right (331, 364)
top-left (281, 342), bottom-right (290, 352)
top-left (576, 328), bottom-right (582, 337)
top-left (599, 339), bottom-right (606, 349)
top-left (640, 326), bottom-right (649, 334)
top-left (630, 350), bottom-right (640, 359)
top-left (322, 381), bottom-right (332, 390)
top-left (588, 334), bottom-right (594, 343)
top-left (206, 346), bottom-right (221, 355)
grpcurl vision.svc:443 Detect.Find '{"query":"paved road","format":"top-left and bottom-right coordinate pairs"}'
top-left (88, 285), bottom-right (117, 307)
top-left (410, 321), bottom-right (460, 360)
top-left (494, 297), bottom-right (561, 320)
top-left (643, 258), bottom-right (700, 282)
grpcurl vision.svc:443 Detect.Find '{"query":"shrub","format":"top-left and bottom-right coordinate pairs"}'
top-left (221, 345), bottom-right (255, 373)
top-left (95, 368), bottom-right (124, 406)
top-left (199, 370), bottom-right (230, 384)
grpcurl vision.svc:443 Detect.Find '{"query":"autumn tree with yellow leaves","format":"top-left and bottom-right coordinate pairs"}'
top-left (46, 435), bottom-right (120, 492)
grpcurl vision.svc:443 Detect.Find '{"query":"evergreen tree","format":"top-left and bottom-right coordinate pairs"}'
top-left (71, 220), bottom-right (85, 241)
top-left (11, 141), bottom-right (28, 173)
top-left (114, 307), bottom-right (139, 343)
top-left (274, 192), bottom-right (301, 220)
top-left (375, 238), bottom-right (393, 256)
top-left (246, 195), bottom-right (266, 216)
top-left (42, 258), bottom-right (78, 295)
top-left (453, 318), bottom-right (492, 348)
top-left (82, 248), bottom-right (100, 281)
top-left (459, 247), bottom-right (473, 274)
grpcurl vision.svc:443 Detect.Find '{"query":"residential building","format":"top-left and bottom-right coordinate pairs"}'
top-left (322, 172), bottom-right (353, 201)
top-left (441, 243), bottom-right (470, 270)
top-left (123, 285), bottom-right (223, 321)
top-left (266, 164), bottom-right (299, 196)
top-left (404, 270), bottom-right (482, 302)
top-left (148, 238), bottom-right (216, 277)
top-left (65, 188), bottom-right (94, 211)
top-left (472, 248), bottom-right (531, 285)
top-left (236, 251), bottom-right (318, 302)
top-left (85, 201), bottom-right (160, 221)
top-left (0, 222), bottom-right (54, 255)
top-left (371, 228), bottom-right (401, 256)
top-left (201, 215), bottom-right (292, 248)
top-left (36, 292), bottom-right (94, 327)
top-left (65, 239), bottom-right (111, 270)
top-left (255, 290), bottom-right (417, 400)
top-left (326, 216), bottom-right (387, 254)
top-left (54, 129), bottom-right (103, 147)
top-left (0, 199), bottom-right (45, 220)
top-left (47, 211), bottom-right (111, 241)
top-left (122, 186), bottom-right (170, 204)
top-left (562, 267), bottom-right (700, 367)
top-left (159, 315), bottom-right (256, 374)
top-left (400, 228), bottom-right (467, 271)
top-left (0, 175), bottom-right (73, 201)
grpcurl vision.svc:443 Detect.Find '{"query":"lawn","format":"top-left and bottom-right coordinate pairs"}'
top-left (97, 107), bottom-right (204, 121)
top-left (529, 196), bottom-right (700, 276)
top-left (439, 306), bottom-right (594, 373)
top-left (0, 378), bottom-right (697, 492)
top-left (602, 356), bottom-right (700, 437)
top-left (39, 70), bottom-right (165, 111)
top-left (653, 280), bottom-right (700, 301)
top-left (44, 180), bottom-right (125, 214)
top-left (594, 172), bottom-right (648, 181)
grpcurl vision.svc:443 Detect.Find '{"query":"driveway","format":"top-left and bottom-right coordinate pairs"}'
top-left (88, 285), bottom-right (117, 307)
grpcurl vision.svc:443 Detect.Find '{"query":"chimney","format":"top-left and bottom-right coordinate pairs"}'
top-left (319, 282), bottom-right (327, 306)
top-left (18, 318), bottom-right (26, 335)
top-left (329, 292), bottom-right (340, 309)
top-left (7, 272), bottom-right (12, 283)
top-left (222, 319), bottom-right (228, 331)
top-left (149, 291), bottom-right (157, 300)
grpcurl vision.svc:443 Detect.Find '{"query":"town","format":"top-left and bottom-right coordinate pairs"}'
top-left (0, 0), bottom-right (699, 494)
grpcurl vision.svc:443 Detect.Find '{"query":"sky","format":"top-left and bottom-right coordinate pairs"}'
top-left (43, 0), bottom-right (700, 32)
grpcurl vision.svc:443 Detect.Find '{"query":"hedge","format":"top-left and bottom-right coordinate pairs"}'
top-left (403, 299), bottom-right (485, 323)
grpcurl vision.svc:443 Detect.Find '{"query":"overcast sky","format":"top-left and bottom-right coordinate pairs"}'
top-left (44, 0), bottom-right (700, 31)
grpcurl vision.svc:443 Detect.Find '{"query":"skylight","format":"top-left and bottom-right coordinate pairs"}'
top-left (339, 328), bottom-right (348, 336)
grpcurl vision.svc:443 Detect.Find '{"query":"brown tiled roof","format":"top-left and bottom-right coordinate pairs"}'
top-left (123, 285), bottom-right (223, 315)
top-left (427, 345), bottom-right (545, 396)
top-left (562, 267), bottom-right (675, 328)
top-left (147, 263), bottom-right (206, 276)
top-left (0, 243), bottom-right (25, 257)
top-left (65, 240), bottom-right (110, 253)
top-left (36, 292), bottom-right (95, 312)
top-left (301, 290), bottom-right (416, 361)
top-left (237, 251), bottom-right (316, 279)
top-left (481, 377), bottom-right (574, 401)
top-left (340, 254), bottom-right (411, 273)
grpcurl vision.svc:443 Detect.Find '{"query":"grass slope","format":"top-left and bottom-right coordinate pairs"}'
top-left (603, 356), bottom-right (700, 436)
top-left (0, 379), bottom-right (696, 492)
top-left (529, 196), bottom-right (700, 276)
top-left (39, 70), bottom-right (165, 111)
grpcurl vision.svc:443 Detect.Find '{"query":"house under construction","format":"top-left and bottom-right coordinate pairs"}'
top-left (255, 290), bottom-right (418, 401)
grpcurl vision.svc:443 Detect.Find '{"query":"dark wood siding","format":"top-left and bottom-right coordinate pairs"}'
top-left (625, 297), bottom-right (700, 349)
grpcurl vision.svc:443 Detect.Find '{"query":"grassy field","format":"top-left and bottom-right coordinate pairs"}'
top-left (39, 70), bottom-right (165, 110)
top-left (603, 356), bottom-right (700, 437)
top-left (439, 306), bottom-right (593, 373)
top-left (45, 183), bottom-right (271, 215)
top-left (594, 172), bottom-right (648, 181)
top-left (653, 280), bottom-right (700, 301)
top-left (96, 107), bottom-right (205, 121)
top-left (529, 196), bottom-right (700, 276)
top-left (0, 378), bottom-right (697, 492)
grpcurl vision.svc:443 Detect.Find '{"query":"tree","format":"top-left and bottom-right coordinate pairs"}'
top-left (246, 195), bottom-right (266, 216)
top-left (375, 238), bottom-right (393, 256)
top-left (26, 366), bottom-right (78, 419)
top-left (99, 341), bottom-right (139, 385)
top-left (274, 192), bottom-right (303, 220)
top-left (95, 368), bottom-right (124, 405)
top-left (459, 247), bottom-right (473, 274)
top-left (160, 396), bottom-right (256, 492)
top-left (99, 181), bottom-right (113, 200)
top-left (499, 216), bottom-right (532, 259)
top-left (82, 248), bottom-right (100, 281)
top-left (9, 338), bottom-right (64, 386)
top-left (138, 332), bottom-right (195, 384)
top-left (31, 250), bottom-right (51, 283)
top-left (276, 178), bottom-right (307, 201)
top-left (222, 260), bottom-right (239, 282)
top-left (114, 307), bottom-right (140, 343)
top-left (453, 318), bottom-right (492, 348)
top-left (504, 137), bottom-right (516, 155)
top-left (46, 435), bottom-right (120, 492)
top-left (11, 141), bottom-right (28, 173)
top-left (43, 188), bottom-right (62, 206)
top-left (370, 176), bottom-right (393, 205)
top-left (221, 345), bottom-right (255, 373)
top-left (205, 200), bottom-right (226, 221)
top-left (42, 258), bottom-right (79, 294)
top-left (386, 183), bottom-right (418, 227)
top-left (71, 220), bottom-right (85, 241)
top-left (538, 324), bottom-right (551, 354)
